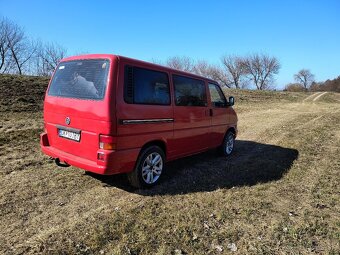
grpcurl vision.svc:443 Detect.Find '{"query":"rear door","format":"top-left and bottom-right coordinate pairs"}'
top-left (44, 58), bottom-right (115, 162)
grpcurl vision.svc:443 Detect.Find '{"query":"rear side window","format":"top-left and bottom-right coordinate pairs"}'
top-left (124, 66), bottom-right (170, 105)
top-left (173, 75), bottom-right (207, 106)
top-left (48, 59), bottom-right (110, 100)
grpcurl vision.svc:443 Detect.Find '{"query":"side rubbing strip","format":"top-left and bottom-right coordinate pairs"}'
top-left (120, 118), bottom-right (174, 125)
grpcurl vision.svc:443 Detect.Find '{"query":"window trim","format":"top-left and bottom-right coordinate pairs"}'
top-left (208, 83), bottom-right (227, 108)
top-left (173, 74), bottom-right (208, 107)
top-left (124, 65), bottom-right (171, 106)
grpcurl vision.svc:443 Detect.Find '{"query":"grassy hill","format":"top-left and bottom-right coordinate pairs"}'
top-left (0, 74), bottom-right (339, 254)
top-left (0, 73), bottom-right (322, 112)
top-left (0, 74), bottom-right (49, 112)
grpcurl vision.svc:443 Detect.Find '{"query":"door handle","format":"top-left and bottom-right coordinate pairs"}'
top-left (209, 109), bottom-right (213, 116)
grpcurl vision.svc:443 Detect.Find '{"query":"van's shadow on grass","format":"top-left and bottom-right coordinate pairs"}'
top-left (90, 140), bottom-right (299, 195)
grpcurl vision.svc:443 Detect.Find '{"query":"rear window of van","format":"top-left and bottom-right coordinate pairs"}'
top-left (48, 59), bottom-right (110, 100)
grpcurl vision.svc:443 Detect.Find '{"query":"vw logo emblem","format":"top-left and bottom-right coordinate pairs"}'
top-left (65, 117), bottom-right (71, 125)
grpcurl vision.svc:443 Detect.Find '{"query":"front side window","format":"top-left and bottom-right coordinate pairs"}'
top-left (208, 83), bottom-right (227, 107)
top-left (48, 59), bottom-right (110, 100)
top-left (173, 75), bottom-right (207, 106)
top-left (124, 66), bottom-right (170, 105)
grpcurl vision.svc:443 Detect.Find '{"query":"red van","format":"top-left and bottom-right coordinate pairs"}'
top-left (40, 54), bottom-right (238, 188)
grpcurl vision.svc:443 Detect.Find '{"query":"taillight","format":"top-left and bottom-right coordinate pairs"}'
top-left (99, 135), bottom-right (116, 150)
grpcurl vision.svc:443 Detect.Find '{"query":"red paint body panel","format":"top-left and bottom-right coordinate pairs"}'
top-left (40, 54), bottom-right (238, 175)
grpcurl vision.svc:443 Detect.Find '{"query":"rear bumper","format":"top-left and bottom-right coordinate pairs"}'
top-left (40, 133), bottom-right (139, 175)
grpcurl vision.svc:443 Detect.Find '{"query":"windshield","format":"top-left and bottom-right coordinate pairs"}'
top-left (48, 59), bottom-right (110, 100)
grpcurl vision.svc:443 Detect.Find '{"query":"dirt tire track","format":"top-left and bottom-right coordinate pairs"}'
top-left (313, 91), bottom-right (328, 101)
top-left (302, 92), bottom-right (322, 102)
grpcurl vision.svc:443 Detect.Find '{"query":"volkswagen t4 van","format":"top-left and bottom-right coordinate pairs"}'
top-left (40, 54), bottom-right (238, 188)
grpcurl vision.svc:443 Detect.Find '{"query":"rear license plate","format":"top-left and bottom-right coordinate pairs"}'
top-left (58, 129), bottom-right (81, 142)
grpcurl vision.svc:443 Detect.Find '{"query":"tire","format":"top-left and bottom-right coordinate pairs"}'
top-left (128, 146), bottom-right (165, 188)
top-left (220, 131), bottom-right (235, 156)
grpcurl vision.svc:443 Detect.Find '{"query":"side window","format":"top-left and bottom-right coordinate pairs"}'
top-left (173, 75), bottom-right (207, 107)
top-left (124, 66), bottom-right (170, 105)
top-left (208, 83), bottom-right (227, 107)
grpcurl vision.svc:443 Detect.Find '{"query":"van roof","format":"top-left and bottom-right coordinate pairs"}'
top-left (61, 54), bottom-right (219, 84)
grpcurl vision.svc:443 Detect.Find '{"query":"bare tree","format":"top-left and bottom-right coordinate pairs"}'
top-left (0, 17), bottom-right (13, 73)
top-left (164, 56), bottom-right (195, 72)
top-left (192, 60), bottom-right (210, 77)
top-left (153, 57), bottom-right (232, 88)
top-left (221, 55), bottom-right (245, 89)
top-left (193, 60), bottom-right (232, 87)
top-left (294, 69), bottom-right (315, 90)
top-left (0, 18), bottom-right (7, 72)
top-left (6, 21), bottom-right (25, 74)
top-left (0, 17), bottom-right (37, 74)
top-left (7, 22), bottom-right (36, 74)
top-left (35, 42), bottom-right (67, 76)
top-left (242, 53), bottom-right (280, 90)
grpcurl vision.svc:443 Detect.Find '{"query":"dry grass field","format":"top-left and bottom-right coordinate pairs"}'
top-left (0, 74), bottom-right (339, 254)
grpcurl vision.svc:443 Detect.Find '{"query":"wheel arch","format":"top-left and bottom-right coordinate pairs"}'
top-left (221, 126), bottom-right (237, 147)
top-left (140, 139), bottom-right (167, 158)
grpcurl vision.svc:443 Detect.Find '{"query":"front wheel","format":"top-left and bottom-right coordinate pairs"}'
top-left (127, 146), bottom-right (165, 188)
top-left (221, 131), bottom-right (235, 156)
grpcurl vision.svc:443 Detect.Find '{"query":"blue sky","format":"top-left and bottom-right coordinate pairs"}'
top-left (1, 0), bottom-right (339, 89)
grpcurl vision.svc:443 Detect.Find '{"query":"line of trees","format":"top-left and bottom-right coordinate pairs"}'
top-left (285, 69), bottom-right (339, 92)
top-left (311, 76), bottom-right (340, 92)
top-left (154, 54), bottom-right (281, 90)
top-left (3, 16), bottom-right (338, 92)
top-left (1, 16), bottom-right (282, 90)
top-left (0, 17), bottom-right (67, 76)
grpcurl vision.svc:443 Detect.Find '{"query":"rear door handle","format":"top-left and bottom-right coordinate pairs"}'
top-left (209, 109), bottom-right (213, 116)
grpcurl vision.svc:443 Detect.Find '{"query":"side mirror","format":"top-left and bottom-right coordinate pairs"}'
top-left (228, 96), bottom-right (235, 106)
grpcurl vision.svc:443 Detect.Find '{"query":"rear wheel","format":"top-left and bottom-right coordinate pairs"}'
top-left (220, 131), bottom-right (235, 156)
top-left (128, 146), bottom-right (165, 188)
